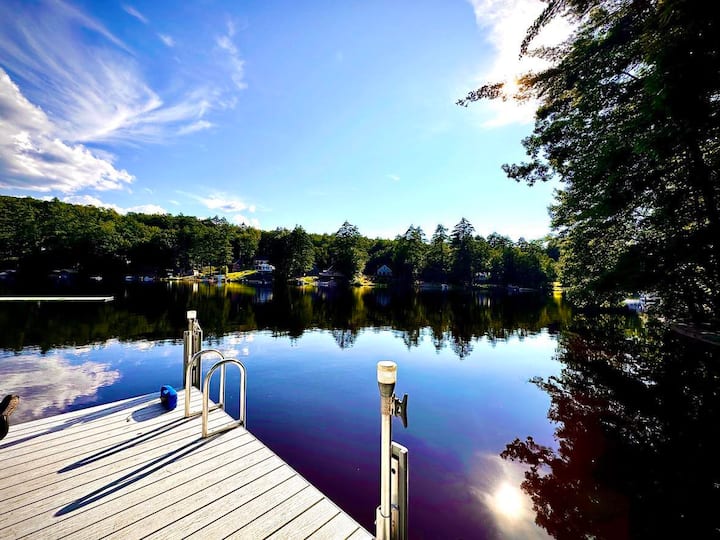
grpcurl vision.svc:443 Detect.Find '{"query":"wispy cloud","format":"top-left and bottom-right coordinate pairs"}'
top-left (158, 33), bottom-right (175, 47)
top-left (387, 174), bottom-right (400, 182)
top-left (216, 20), bottom-right (247, 91)
top-left (0, 0), bottom-right (247, 193)
top-left (466, 0), bottom-right (573, 127)
top-left (122, 4), bottom-right (148, 24)
top-left (0, 70), bottom-right (133, 193)
top-left (178, 120), bottom-right (213, 135)
top-left (0, 0), bottom-right (214, 144)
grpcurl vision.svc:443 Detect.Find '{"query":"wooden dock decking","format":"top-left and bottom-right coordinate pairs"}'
top-left (0, 389), bottom-right (373, 539)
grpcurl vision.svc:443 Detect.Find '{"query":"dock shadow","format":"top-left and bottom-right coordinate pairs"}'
top-left (130, 402), bottom-right (169, 422)
top-left (58, 416), bottom-right (190, 472)
top-left (55, 434), bottom-right (218, 516)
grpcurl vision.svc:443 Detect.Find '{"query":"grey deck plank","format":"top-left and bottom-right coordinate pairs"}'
top-left (0, 389), bottom-right (371, 539)
top-left (307, 512), bottom-right (368, 540)
top-left (2, 432), bottom-right (255, 531)
top-left (0, 393), bottom-right (204, 478)
top-left (0, 397), bottom-right (214, 504)
top-left (265, 498), bottom-right (340, 539)
top-left (229, 484), bottom-right (326, 539)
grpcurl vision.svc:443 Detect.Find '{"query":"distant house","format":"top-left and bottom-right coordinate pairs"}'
top-left (253, 259), bottom-right (275, 273)
top-left (376, 264), bottom-right (393, 278)
top-left (473, 271), bottom-right (490, 284)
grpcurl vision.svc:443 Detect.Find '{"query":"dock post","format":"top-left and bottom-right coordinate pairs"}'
top-left (183, 310), bottom-right (203, 389)
top-left (376, 361), bottom-right (409, 540)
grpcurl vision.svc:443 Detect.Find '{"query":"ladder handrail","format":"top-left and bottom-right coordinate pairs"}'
top-left (184, 349), bottom-right (225, 418)
top-left (202, 358), bottom-right (247, 438)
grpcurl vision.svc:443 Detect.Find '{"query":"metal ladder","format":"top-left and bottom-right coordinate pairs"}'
top-left (183, 312), bottom-right (247, 438)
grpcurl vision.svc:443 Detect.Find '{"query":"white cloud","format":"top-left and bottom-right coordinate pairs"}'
top-left (196, 193), bottom-right (255, 214)
top-left (158, 33), bottom-right (175, 47)
top-left (61, 194), bottom-right (167, 215)
top-left (127, 204), bottom-right (167, 214)
top-left (178, 120), bottom-right (213, 135)
top-left (0, 70), bottom-right (134, 193)
top-left (466, 0), bottom-right (573, 127)
top-left (232, 214), bottom-right (261, 228)
top-left (216, 20), bottom-right (247, 91)
top-left (0, 1), bottom-right (242, 146)
top-left (387, 174), bottom-right (400, 182)
top-left (0, 1), bottom-right (248, 193)
top-left (122, 4), bottom-right (148, 24)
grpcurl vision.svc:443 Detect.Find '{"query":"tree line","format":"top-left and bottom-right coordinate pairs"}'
top-left (0, 195), bottom-right (558, 289)
top-left (459, 0), bottom-right (720, 323)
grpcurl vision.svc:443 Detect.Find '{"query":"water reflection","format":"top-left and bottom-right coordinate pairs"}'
top-left (0, 283), bottom-right (572, 358)
top-left (0, 284), bottom-right (569, 538)
top-left (469, 454), bottom-right (550, 539)
top-left (0, 352), bottom-right (120, 423)
top-left (502, 315), bottom-right (720, 538)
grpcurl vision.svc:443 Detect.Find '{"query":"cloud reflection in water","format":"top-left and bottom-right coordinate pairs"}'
top-left (0, 352), bottom-right (120, 423)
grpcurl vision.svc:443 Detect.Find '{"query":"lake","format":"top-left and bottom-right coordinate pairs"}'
top-left (1, 283), bottom-right (717, 539)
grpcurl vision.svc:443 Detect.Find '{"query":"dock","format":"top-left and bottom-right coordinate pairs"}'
top-left (0, 388), bottom-right (372, 539)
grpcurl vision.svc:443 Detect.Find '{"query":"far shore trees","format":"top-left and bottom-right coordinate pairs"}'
top-left (0, 195), bottom-right (557, 289)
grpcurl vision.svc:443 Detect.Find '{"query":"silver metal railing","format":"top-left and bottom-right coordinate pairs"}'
top-left (182, 310), bottom-right (247, 439)
top-left (202, 358), bottom-right (247, 438)
top-left (184, 348), bottom-right (225, 419)
top-left (183, 348), bottom-right (248, 438)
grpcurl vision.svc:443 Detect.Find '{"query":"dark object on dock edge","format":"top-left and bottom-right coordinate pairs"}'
top-left (0, 395), bottom-right (20, 440)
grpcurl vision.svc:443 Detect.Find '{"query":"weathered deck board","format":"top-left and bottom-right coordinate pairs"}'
top-left (0, 389), bottom-right (372, 539)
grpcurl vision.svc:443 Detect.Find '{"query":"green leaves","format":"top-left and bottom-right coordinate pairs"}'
top-left (461, 0), bottom-right (720, 321)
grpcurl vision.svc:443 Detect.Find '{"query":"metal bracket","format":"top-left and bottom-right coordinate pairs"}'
top-left (392, 393), bottom-right (408, 428)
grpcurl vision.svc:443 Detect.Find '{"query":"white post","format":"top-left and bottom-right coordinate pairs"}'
top-left (376, 361), bottom-right (397, 540)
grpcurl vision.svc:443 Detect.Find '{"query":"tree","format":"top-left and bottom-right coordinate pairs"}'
top-left (232, 225), bottom-right (260, 267)
top-left (330, 221), bottom-right (368, 279)
top-left (450, 218), bottom-right (478, 284)
top-left (459, 0), bottom-right (720, 322)
top-left (424, 224), bottom-right (452, 282)
top-left (393, 225), bottom-right (427, 282)
top-left (268, 226), bottom-right (315, 279)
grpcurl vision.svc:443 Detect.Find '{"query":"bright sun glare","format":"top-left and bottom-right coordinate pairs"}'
top-left (493, 482), bottom-right (524, 519)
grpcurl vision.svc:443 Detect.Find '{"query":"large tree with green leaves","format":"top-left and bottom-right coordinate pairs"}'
top-left (393, 225), bottom-right (428, 282)
top-left (450, 218), bottom-right (480, 284)
top-left (460, 0), bottom-right (720, 322)
top-left (424, 224), bottom-right (452, 281)
top-left (330, 221), bottom-right (368, 279)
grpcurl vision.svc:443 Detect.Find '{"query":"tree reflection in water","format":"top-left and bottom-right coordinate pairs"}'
top-left (0, 283), bottom-right (571, 357)
top-left (503, 315), bottom-right (720, 539)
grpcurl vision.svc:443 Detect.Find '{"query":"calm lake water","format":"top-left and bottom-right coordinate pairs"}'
top-left (1, 283), bottom-right (718, 539)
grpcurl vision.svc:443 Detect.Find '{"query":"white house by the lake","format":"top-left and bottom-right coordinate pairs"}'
top-left (253, 259), bottom-right (275, 273)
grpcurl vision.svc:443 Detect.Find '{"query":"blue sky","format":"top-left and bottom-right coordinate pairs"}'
top-left (0, 0), bottom-right (569, 240)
